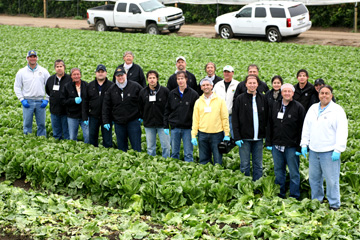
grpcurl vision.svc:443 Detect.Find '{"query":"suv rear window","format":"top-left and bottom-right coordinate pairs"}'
top-left (255, 7), bottom-right (266, 18)
top-left (288, 4), bottom-right (308, 17)
top-left (270, 8), bottom-right (286, 18)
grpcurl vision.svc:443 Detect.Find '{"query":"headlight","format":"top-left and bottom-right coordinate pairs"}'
top-left (158, 16), bottom-right (166, 22)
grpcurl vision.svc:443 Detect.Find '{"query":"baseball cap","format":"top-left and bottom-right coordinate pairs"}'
top-left (96, 64), bottom-right (107, 72)
top-left (281, 83), bottom-right (295, 92)
top-left (27, 50), bottom-right (37, 57)
top-left (314, 78), bottom-right (325, 86)
top-left (223, 65), bottom-right (234, 72)
top-left (176, 56), bottom-right (186, 63)
top-left (114, 67), bottom-right (126, 76)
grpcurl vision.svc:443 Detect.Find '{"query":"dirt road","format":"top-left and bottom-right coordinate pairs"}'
top-left (1, 14), bottom-right (360, 47)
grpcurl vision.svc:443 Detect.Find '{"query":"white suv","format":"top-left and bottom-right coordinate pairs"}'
top-left (215, 1), bottom-right (311, 42)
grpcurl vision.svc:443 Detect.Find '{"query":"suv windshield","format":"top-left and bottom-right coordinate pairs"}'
top-left (140, 0), bottom-right (165, 12)
top-left (288, 4), bottom-right (307, 17)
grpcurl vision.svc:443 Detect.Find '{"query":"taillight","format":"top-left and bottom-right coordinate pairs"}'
top-left (87, 12), bottom-right (89, 19)
top-left (286, 18), bottom-right (291, 27)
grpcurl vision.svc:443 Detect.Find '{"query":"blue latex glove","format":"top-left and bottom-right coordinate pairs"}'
top-left (75, 97), bottom-right (82, 104)
top-left (301, 147), bottom-right (308, 158)
top-left (295, 152), bottom-right (301, 156)
top-left (266, 146), bottom-right (272, 151)
top-left (21, 99), bottom-right (30, 108)
top-left (83, 120), bottom-right (89, 126)
top-left (191, 138), bottom-right (198, 146)
top-left (40, 99), bottom-right (48, 108)
top-left (138, 118), bottom-right (143, 124)
top-left (235, 140), bottom-right (244, 147)
top-left (223, 136), bottom-right (230, 141)
top-left (332, 151), bottom-right (340, 161)
top-left (104, 124), bottom-right (110, 131)
top-left (164, 129), bottom-right (169, 135)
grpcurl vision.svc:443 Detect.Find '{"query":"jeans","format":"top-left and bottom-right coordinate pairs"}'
top-left (239, 139), bottom-right (263, 181)
top-left (89, 116), bottom-right (112, 148)
top-left (272, 146), bottom-right (300, 199)
top-left (50, 114), bottom-right (69, 140)
top-left (22, 99), bottom-right (46, 136)
top-left (144, 127), bottom-right (170, 158)
top-left (170, 128), bottom-right (193, 162)
top-left (67, 117), bottom-right (89, 143)
top-left (309, 150), bottom-right (341, 208)
top-left (229, 114), bottom-right (233, 138)
top-left (198, 131), bottom-right (224, 165)
top-left (114, 119), bottom-right (141, 152)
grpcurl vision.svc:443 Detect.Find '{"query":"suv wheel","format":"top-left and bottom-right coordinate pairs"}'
top-left (146, 23), bottom-right (160, 35)
top-left (220, 25), bottom-right (233, 39)
top-left (95, 20), bottom-right (108, 32)
top-left (266, 27), bottom-right (282, 42)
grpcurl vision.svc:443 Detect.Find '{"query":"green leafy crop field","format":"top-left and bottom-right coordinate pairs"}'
top-left (0, 25), bottom-right (359, 239)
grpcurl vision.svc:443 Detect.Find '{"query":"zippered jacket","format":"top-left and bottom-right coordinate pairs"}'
top-left (112, 63), bottom-right (146, 87)
top-left (213, 79), bottom-right (239, 114)
top-left (45, 73), bottom-right (71, 115)
top-left (61, 80), bottom-right (88, 120)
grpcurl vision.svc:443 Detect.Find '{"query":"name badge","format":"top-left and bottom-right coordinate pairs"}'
top-left (277, 112), bottom-right (284, 119)
top-left (53, 85), bottom-right (60, 91)
top-left (205, 107), bottom-right (212, 113)
top-left (149, 95), bottom-right (156, 102)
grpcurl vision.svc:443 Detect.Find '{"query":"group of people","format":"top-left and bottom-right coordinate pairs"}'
top-left (14, 50), bottom-right (348, 211)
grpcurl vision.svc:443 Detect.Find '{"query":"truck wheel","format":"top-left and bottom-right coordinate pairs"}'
top-left (95, 20), bottom-right (108, 32)
top-left (266, 27), bottom-right (282, 42)
top-left (219, 25), bottom-right (233, 39)
top-left (146, 23), bottom-right (159, 35)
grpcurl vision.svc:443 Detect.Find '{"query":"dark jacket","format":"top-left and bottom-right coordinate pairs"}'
top-left (112, 63), bottom-right (146, 87)
top-left (61, 80), bottom-right (88, 120)
top-left (233, 79), bottom-right (269, 101)
top-left (232, 92), bottom-right (268, 141)
top-left (265, 89), bottom-right (282, 110)
top-left (309, 91), bottom-right (336, 107)
top-left (102, 80), bottom-right (143, 125)
top-left (45, 73), bottom-right (72, 115)
top-left (83, 78), bottom-right (114, 122)
top-left (164, 87), bottom-right (199, 129)
top-left (293, 82), bottom-right (315, 112)
top-left (139, 84), bottom-right (170, 128)
top-left (167, 70), bottom-right (197, 92)
top-left (265, 100), bottom-right (305, 152)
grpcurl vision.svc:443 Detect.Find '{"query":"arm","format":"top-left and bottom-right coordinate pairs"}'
top-left (296, 105), bottom-right (306, 152)
top-left (191, 100), bottom-right (200, 138)
top-left (43, 69), bottom-right (51, 101)
top-left (82, 85), bottom-right (89, 121)
top-left (14, 71), bottom-right (24, 101)
top-left (220, 99), bottom-right (230, 136)
top-left (265, 104), bottom-right (273, 147)
top-left (138, 91), bottom-right (144, 119)
top-left (232, 96), bottom-right (241, 141)
top-left (139, 67), bottom-right (146, 88)
top-left (300, 110), bottom-right (311, 148)
top-left (102, 90), bottom-right (112, 124)
top-left (334, 108), bottom-right (348, 153)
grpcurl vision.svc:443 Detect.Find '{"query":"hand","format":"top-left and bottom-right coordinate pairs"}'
top-left (164, 129), bottom-right (169, 135)
top-left (138, 118), bottom-right (143, 124)
top-left (40, 99), bottom-right (48, 108)
top-left (104, 124), bottom-right (110, 131)
top-left (191, 138), bottom-right (198, 146)
top-left (21, 99), bottom-right (30, 108)
top-left (332, 151), bottom-right (340, 161)
top-left (223, 136), bottom-right (230, 141)
top-left (83, 120), bottom-right (89, 126)
top-left (266, 146), bottom-right (272, 151)
top-left (301, 147), bottom-right (308, 158)
top-left (235, 140), bottom-right (244, 148)
top-left (295, 152), bottom-right (301, 156)
top-left (75, 97), bottom-right (82, 104)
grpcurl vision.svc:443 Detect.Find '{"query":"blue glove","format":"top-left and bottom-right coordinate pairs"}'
top-left (295, 152), bottom-right (301, 156)
top-left (223, 136), bottom-right (230, 141)
top-left (266, 146), bottom-right (272, 151)
top-left (75, 97), bottom-right (82, 104)
top-left (138, 118), bottom-right (143, 124)
top-left (21, 99), bottom-right (30, 108)
top-left (191, 138), bottom-right (198, 146)
top-left (332, 151), bottom-right (340, 161)
top-left (235, 140), bottom-right (244, 147)
top-left (301, 147), bottom-right (308, 158)
top-left (40, 99), bottom-right (48, 108)
top-left (164, 129), bottom-right (169, 135)
top-left (83, 120), bottom-right (89, 126)
top-left (104, 124), bottom-right (110, 131)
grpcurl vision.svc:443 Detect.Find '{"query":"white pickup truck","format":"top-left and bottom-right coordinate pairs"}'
top-left (87, 0), bottom-right (185, 34)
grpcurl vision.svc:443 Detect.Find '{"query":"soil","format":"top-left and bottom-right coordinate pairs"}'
top-left (1, 14), bottom-right (360, 47)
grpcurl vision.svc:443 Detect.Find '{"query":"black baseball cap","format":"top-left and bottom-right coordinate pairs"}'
top-left (96, 64), bottom-right (107, 72)
top-left (314, 78), bottom-right (325, 86)
top-left (114, 67), bottom-right (126, 76)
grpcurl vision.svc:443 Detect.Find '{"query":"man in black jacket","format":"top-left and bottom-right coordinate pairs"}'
top-left (112, 51), bottom-right (146, 87)
top-left (164, 71), bottom-right (199, 162)
top-left (61, 68), bottom-right (89, 143)
top-left (45, 59), bottom-right (71, 140)
top-left (83, 64), bottom-right (114, 148)
top-left (103, 67), bottom-right (143, 152)
top-left (293, 69), bottom-right (315, 112)
top-left (166, 56), bottom-right (197, 92)
top-left (265, 83), bottom-right (305, 200)
top-left (232, 75), bottom-right (268, 181)
top-left (139, 70), bottom-right (170, 158)
top-left (198, 62), bottom-right (223, 94)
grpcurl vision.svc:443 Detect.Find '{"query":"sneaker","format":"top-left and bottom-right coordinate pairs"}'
top-left (329, 207), bottom-right (339, 211)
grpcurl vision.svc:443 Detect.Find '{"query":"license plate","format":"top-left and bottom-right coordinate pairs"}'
top-left (175, 25), bottom-right (180, 29)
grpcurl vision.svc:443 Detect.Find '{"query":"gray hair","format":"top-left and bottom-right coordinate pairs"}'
top-left (70, 67), bottom-right (81, 76)
top-left (123, 51), bottom-right (134, 58)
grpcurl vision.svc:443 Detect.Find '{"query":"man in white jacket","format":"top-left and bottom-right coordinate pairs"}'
top-left (300, 85), bottom-right (348, 211)
top-left (213, 65), bottom-right (239, 137)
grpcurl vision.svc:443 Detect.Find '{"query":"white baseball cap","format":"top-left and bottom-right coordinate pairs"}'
top-left (223, 65), bottom-right (234, 72)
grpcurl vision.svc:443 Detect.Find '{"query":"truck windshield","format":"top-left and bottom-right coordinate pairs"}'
top-left (140, 0), bottom-right (165, 12)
